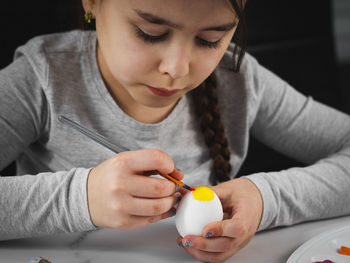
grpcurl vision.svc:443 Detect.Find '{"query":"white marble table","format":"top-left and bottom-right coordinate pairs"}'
top-left (1, 215), bottom-right (350, 263)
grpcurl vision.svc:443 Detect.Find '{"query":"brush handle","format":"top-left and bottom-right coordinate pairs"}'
top-left (58, 115), bottom-right (129, 153)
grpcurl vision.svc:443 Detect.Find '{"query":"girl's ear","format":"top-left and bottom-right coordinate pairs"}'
top-left (81, 0), bottom-right (97, 14)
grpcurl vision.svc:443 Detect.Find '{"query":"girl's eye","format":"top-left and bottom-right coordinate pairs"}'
top-left (136, 28), bottom-right (168, 43)
top-left (195, 37), bottom-right (222, 49)
top-left (135, 27), bottom-right (222, 49)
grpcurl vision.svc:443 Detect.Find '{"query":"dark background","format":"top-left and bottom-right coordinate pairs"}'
top-left (1, 0), bottom-right (349, 176)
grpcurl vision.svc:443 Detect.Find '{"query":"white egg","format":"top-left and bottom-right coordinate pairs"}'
top-left (175, 186), bottom-right (223, 237)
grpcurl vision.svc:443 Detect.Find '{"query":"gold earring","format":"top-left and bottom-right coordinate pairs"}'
top-left (84, 12), bottom-right (93, 24)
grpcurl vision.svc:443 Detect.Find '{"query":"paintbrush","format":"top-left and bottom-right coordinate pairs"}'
top-left (58, 115), bottom-right (194, 191)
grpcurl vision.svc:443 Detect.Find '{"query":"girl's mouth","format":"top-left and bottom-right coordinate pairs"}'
top-left (147, 86), bottom-right (180, 97)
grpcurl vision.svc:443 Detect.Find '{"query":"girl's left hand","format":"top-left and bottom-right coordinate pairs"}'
top-left (176, 178), bottom-right (263, 263)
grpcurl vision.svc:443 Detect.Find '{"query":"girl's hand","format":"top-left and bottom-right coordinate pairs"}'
top-left (87, 149), bottom-right (184, 230)
top-left (177, 178), bottom-right (263, 263)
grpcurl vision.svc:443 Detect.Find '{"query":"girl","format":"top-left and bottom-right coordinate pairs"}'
top-left (1, 0), bottom-right (350, 262)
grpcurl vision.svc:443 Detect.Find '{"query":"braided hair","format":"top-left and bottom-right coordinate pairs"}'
top-left (191, 0), bottom-right (247, 185)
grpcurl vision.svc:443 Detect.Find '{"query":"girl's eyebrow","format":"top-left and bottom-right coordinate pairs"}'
top-left (133, 9), bottom-right (237, 32)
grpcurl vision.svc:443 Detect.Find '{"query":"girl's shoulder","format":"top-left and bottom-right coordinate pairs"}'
top-left (215, 43), bottom-right (276, 127)
top-left (9, 30), bottom-right (96, 89)
top-left (218, 42), bottom-right (260, 75)
top-left (14, 30), bottom-right (94, 56)
top-left (12, 30), bottom-right (95, 70)
top-left (216, 42), bottom-right (262, 100)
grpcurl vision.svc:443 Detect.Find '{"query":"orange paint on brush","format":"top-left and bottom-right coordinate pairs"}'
top-left (161, 173), bottom-right (194, 191)
top-left (339, 245), bottom-right (350, 255)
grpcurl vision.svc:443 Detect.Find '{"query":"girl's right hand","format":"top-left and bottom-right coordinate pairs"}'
top-left (87, 149), bottom-right (183, 230)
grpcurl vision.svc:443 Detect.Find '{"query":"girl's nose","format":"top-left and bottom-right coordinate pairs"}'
top-left (158, 42), bottom-right (191, 80)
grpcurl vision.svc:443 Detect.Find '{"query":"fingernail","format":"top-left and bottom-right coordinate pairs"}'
top-left (205, 231), bottom-right (213, 238)
top-left (169, 210), bottom-right (176, 217)
top-left (177, 241), bottom-right (184, 248)
top-left (176, 193), bottom-right (182, 203)
top-left (184, 240), bottom-right (193, 247)
top-left (175, 184), bottom-right (180, 192)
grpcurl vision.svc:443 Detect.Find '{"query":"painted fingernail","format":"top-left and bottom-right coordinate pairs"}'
top-left (184, 240), bottom-right (193, 247)
top-left (169, 210), bottom-right (176, 217)
top-left (176, 193), bottom-right (182, 203)
top-left (177, 241), bottom-right (184, 248)
top-left (205, 231), bottom-right (213, 238)
top-left (175, 184), bottom-right (180, 192)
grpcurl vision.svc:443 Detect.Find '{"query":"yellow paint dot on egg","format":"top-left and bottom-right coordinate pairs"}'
top-left (192, 186), bottom-right (214, 201)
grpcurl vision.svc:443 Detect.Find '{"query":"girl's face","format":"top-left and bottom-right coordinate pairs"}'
top-left (90, 0), bottom-right (237, 120)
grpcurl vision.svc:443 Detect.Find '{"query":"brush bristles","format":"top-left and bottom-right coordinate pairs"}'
top-left (183, 185), bottom-right (195, 191)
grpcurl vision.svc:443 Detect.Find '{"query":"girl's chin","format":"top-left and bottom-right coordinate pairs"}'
top-left (140, 100), bottom-right (177, 108)
top-left (138, 95), bottom-right (181, 108)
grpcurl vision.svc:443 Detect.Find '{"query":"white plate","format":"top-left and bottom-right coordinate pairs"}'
top-left (287, 225), bottom-right (350, 263)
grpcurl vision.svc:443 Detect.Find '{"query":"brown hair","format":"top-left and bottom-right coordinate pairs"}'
top-left (191, 0), bottom-right (247, 184)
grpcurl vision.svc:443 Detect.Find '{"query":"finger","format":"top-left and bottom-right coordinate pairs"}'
top-left (176, 238), bottom-right (232, 263)
top-left (142, 170), bottom-right (159, 176)
top-left (141, 168), bottom-right (185, 194)
top-left (128, 193), bottom-right (181, 216)
top-left (142, 167), bottom-right (184, 180)
top-left (128, 174), bottom-right (179, 198)
top-left (179, 187), bottom-right (188, 196)
top-left (202, 218), bottom-right (247, 239)
top-left (116, 149), bottom-right (175, 175)
top-left (168, 168), bottom-right (184, 181)
top-left (169, 168), bottom-right (191, 195)
top-left (178, 235), bottom-right (235, 253)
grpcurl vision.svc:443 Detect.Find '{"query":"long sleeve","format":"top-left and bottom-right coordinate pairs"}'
top-left (0, 54), bottom-right (95, 240)
top-left (0, 168), bottom-right (94, 240)
top-left (245, 63), bottom-right (350, 231)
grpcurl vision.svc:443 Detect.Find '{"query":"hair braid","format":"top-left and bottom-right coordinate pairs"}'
top-left (190, 0), bottom-right (247, 184)
top-left (191, 73), bottom-right (232, 184)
